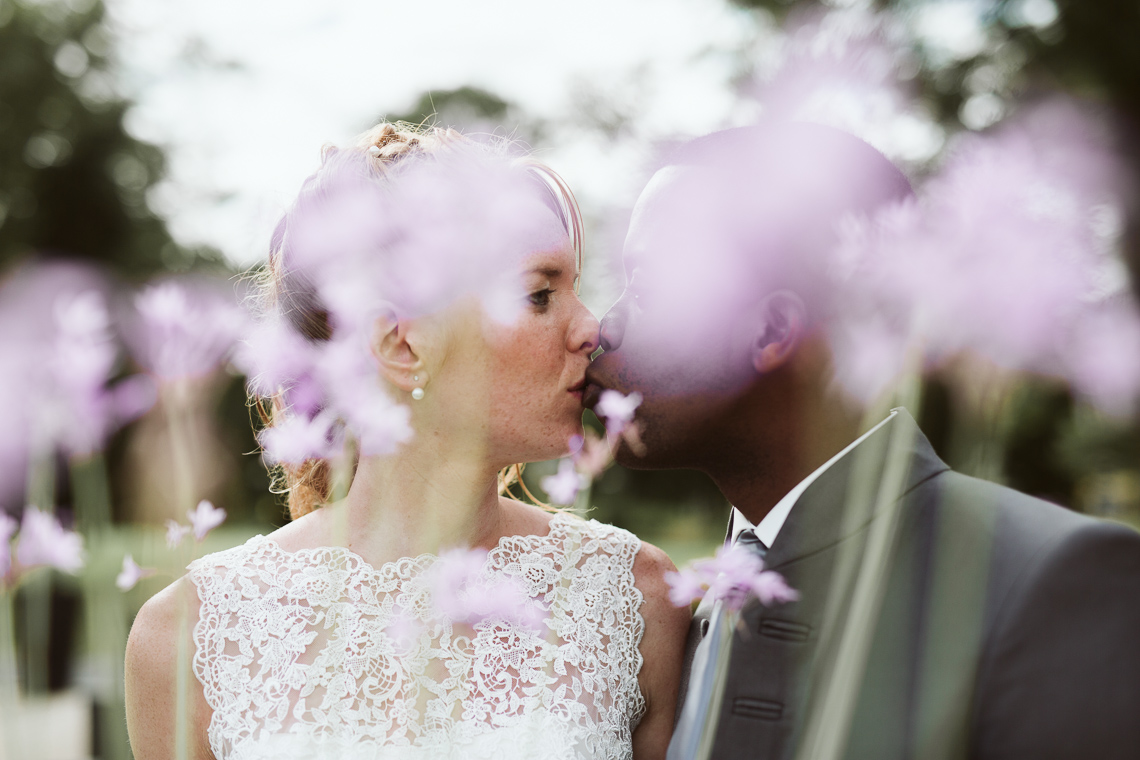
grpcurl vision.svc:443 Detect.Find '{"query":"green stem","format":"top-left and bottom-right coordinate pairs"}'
top-left (162, 382), bottom-right (195, 760)
top-left (795, 354), bottom-right (924, 760)
top-left (70, 454), bottom-right (113, 536)
top-left (0, 590), bottom-right (21, 759)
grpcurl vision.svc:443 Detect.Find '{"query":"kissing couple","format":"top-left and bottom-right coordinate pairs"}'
top-left (125, 121), bottom-right (1140, 760)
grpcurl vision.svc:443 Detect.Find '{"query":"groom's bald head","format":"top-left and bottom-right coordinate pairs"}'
top-left (588, 122), bottom-right (913, 470)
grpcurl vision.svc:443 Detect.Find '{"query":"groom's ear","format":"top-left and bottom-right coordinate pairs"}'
top-left (750, 290), bottom-right (806, 374)
top-left (371, 308), bottom-right (429, 392)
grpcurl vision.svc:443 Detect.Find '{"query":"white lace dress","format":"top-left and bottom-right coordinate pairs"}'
top-left (187, 514), bottom-right (647, 760)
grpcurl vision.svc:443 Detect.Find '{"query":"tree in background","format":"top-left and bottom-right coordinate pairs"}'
top-left (0, 0), bottom-right (230, 278)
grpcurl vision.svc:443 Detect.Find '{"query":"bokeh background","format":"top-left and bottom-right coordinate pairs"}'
top-left (3, 0), bottom-right (1140, 757)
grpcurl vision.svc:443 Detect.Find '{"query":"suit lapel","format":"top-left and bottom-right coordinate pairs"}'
top-left (764, 409), bottom-right (949, 571)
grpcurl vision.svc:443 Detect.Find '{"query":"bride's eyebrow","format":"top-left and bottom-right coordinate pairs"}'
top-left (528, 266), bottom-right (564, 280)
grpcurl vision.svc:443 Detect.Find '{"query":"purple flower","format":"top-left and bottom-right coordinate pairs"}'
top-left (665, 566), bottom-right (706, 608)
top-left (750, 570), bottom-right (801, 606)
top-left (259, 411), bottom-right (340, 465)
top-left (665, 544), bottom-right (797, 612)
top-left (0, 513), bottom-right (17, 579)
top-left (233, 316), bottom-right (320, 397)
top-left (165, 519), bottom-right (191, 549)
top-left (281, 144), bottom-right (562, 333)
top-left (1065, 299), bottom-right (1140, 415)
top-left (425, 548), bottom-right (543, 630)
top-left (828, 98), bottom-right (1137, 410)
top-left (541, 459), bottom-right (583, 505)
top-left (16, 507), bottom-right (84, 574)
top-left (132, 280), bottom-right (246, 381)
top-left (187, 499), bottom-right (226, 541)
top-left (595, 389), bottom-right (643, 436)
top-left (315, 333), bottom-right (413, 456)
top-left (570, 431), bottom-right (613, 479)
top-left (116, 554), bottom-right (155, 591)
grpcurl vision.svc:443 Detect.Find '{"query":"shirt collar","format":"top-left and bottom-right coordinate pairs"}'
top-left (730, 410), bottom-right (898, 548)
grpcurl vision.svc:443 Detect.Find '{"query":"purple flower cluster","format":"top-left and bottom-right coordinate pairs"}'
top-left (164, 499), bottom-right (227, 548)
top-left (424, 548), bottom-right (544, 631)
top-left (539, 390), bottom-right (644, 505)
top-left (130, 281), bottom-right (246, 382)
top-left (0, 267), bottom-right (146, 511)
top-left (665, 544), bottom-right (799, 612)
top-left (0, 264), bottom-right (250, 512)
top-left (0, 507), bottom-right (85, 586)
top-left (830, 98), bottom-right (1140, 411)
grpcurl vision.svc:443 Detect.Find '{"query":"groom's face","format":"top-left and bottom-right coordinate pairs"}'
top-left (585, 166), bottom-right (762, 468)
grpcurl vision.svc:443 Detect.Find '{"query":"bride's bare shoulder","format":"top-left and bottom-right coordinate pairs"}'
top-left (630, 539), bottom-right (690, 758)
top-left (124, 577), bottom-right (213, 759)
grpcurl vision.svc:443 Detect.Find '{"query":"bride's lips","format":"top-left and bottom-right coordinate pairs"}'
top-left (568, 378), bottom-right (587, 403)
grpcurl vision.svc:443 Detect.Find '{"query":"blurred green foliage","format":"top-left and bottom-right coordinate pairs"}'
top-left (0, 0), bottom-right (228, 278)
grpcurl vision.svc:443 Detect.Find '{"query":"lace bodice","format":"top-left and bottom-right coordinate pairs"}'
top-left (187, 514), bottom-right (647, 760)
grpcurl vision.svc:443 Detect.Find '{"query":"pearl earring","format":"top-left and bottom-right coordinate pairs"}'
top-left (411, 375), bottom-right (425, 400)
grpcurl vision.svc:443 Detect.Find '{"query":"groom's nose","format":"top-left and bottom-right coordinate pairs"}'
top-left (599, 306), bottom-right (626, 352)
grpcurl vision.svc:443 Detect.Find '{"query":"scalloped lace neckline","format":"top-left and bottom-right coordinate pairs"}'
top-left (245, 511), bottom-right (575, 578)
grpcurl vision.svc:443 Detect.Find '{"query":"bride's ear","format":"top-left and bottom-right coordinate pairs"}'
top-left (749, 290), bottom-right (806, 374)
top-left (371, 309), bottom-right (429, 393)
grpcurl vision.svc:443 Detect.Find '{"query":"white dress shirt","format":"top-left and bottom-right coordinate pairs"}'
top-left (730, 410), bottom-right (898, 548)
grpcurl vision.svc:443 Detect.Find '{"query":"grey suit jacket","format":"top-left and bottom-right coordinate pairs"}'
top-left (670, 409), bottom-right (1140, 760)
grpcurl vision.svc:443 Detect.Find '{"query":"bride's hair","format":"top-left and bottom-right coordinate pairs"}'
top-left (256, 122), bottom-right (583, 520)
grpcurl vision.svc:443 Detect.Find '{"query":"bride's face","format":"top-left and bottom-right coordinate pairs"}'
top-left (488, 245), bottom-right (599, 464)
top-left (414, 238), bottom-right (597, 467)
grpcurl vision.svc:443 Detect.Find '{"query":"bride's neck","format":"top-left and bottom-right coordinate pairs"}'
top-left (335, 436), bottom-right (505, 564)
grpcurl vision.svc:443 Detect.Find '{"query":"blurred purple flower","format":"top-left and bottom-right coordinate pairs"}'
top-left (233, 316), bottom-right (320, 401)
top-left (283, 145), bottom-right (562, 333)
top-left (165, 519), bottom-right (191, 549)
top-left (829, 98), bottom-right (1136, 410)
top-left (666, 566), bottom-right (706, 608)
top-left (16, 507), bottom-right (84, 574)
top-left (0, 264), bottom-right (156, 503)
top-left (316, 333), bottom-right (413, 456)
top-left (0, 513), bottom-right (17, 580)
top-left (132, 280), bottom-right (246, 381)
top-left (595, 389), bottom-right (642, 436)
top-left (259, 411), bottom-right (340, 466)
top-left (570, 431), bottom-right (613, 479)
top-left (116, 554), bottom-right (155, 591)
top-left (187, 499), bottom-right (226, 541)
top-left (541, 459), bottom-right (583, 505)
top-left (425, 548), bottom-right (543, 631)
top-left (751, 570), bottom-right (801, 606)
top-left (1065, 300), bottom-right (1140, 415)
top-left (665, 544), bottom-right (797, 612)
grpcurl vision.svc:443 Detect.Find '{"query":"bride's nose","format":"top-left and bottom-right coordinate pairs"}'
top-left (570, 306), bottom-right (600, 355)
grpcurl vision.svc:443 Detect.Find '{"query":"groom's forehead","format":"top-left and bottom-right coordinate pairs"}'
top-left (624, 166), bottom-right (739, 267)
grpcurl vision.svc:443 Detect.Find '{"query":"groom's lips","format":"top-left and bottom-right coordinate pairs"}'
top-left (582, 367), bottom-right (609, 410)
top-left (582, 382), bottom-right (603, 411)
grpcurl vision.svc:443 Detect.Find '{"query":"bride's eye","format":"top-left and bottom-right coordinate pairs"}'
top-left (529, 288), bottom-right (554, 309)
